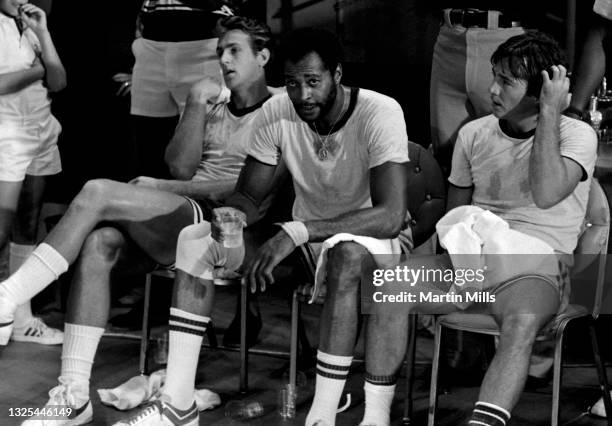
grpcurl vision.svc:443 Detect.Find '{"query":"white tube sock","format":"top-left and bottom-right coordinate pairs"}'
top-left (0, 243), bottom-right (68, 306)
top-left (163, 308), bottom-right (210, 410)
top-left (360, 381), bottom-right (396, 426)
top-left (59, 323), bottom-right (104, 403)
top-left (305, 350), bottom-right (353, 426)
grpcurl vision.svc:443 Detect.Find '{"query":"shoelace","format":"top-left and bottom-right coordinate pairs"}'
top-left (27, 317), bottom-right (48, 337)
top-left (124, 400), bottom-right (164, 425)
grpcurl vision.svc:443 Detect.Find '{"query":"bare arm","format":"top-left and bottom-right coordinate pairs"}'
top-left (0, 66), bottom-right (45, 95)
top-left (304, 162), bottom-right (408, 241)
top-left (530, 66), bottom-right (583, 209)
top-left (165, 78), bottom-right (222, 179)
top-left (131, 176), bottom-right (237, 201)
top-left (446, 184), bottom-right (473, 212)
top-left (242, 161), bottom-right (408, 291)
top-left (21, 4), bottom-right (66, 92)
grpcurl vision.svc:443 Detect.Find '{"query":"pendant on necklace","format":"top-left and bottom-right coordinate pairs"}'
top-left (318, 146), bottom-right (329, 161)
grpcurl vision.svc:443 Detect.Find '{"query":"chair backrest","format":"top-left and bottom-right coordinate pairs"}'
top-left (405, 141), bottom-right (447, 248)
top-left (572, 178), bottom-right (610, 318)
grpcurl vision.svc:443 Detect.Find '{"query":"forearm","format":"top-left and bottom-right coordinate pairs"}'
top-left (36, 30), bottom-right (66, 92)
top-left (0, 67), bottom-right (45, 95)
top-left (570, 24), bottom-right (607, 112)
top-left (304, 205), bottom-right (405, 242)
top-left (165, 96), bottom-right (207, 179)
top-left (530, 107), bottom-right (569, 208)
top-left (154, 178), bottom-right (237, 201)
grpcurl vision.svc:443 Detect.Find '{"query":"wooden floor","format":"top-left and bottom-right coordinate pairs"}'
top-left (0, 284), bottom-right (610, 425)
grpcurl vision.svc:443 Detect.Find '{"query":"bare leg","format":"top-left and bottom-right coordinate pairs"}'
top-left (43, 179), bottom-right (194, 265)
top-left (318, 241), bottom-right (371, 355)
top-left (0, 181), bottom-right (22, 256)
top-left (477, 279), bottom-right (559, 411)
top-left (66, 227), bottom-right (156, 327)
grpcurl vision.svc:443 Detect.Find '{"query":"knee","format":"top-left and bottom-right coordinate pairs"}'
top-left (328, 242), bottom-right (368, 268)
top-left (81, 227), bottom-right (125, 262)
top-left (499, 314), bottom-right (542, 350)
top-left (326, 241), bottom-right (368, 291)
top-left (73, 179), bottom-right (114, 210)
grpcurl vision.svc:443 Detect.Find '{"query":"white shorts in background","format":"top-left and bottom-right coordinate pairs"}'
top-left (131, 37), bottom-right (222, 117)
top-left (0, 114), bottom-right (62, 182)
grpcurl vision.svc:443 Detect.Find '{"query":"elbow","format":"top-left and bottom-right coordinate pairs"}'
top-left (532, 193), bottom-right (560, 210)
top-left (48, 75), bottom-right (67, 93)
top-left (168, 164), bottom-right (195, 181)
top-left (382, 210), bottom-right (406, 238)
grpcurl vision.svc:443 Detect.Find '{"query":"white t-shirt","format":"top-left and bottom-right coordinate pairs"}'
top-left (248, 87), bottom-right (409, 222)
top-left (594, 0), bottom-right (612, 19)
top-left (449, 114), bottom-right (597, 254)
top-left (193, 91), bottom-right (271, 183)
top-left (0, 14), bottom-right (49, 120)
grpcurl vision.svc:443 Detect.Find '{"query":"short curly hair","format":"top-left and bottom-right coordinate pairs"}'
top-left (491, 30), bottom-right (568, 98)
top-left (279, 27), bottom-right (343, 72)
top-left (219, 15), bottom-right (273, 54)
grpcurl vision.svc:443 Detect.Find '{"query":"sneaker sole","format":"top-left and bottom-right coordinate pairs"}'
top-left (10, 335), bottom-right (63, 345)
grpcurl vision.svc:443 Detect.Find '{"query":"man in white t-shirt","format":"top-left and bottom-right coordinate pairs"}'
top-left (367, 31), bottom-right (597, 426)
top-left (0, 16), bottom-right (275, 426)
top-left (171, 27), bottom-right (411, 426)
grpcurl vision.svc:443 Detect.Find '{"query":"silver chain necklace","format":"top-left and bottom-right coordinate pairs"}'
top-left (312, 88), bottom-right (348, 161)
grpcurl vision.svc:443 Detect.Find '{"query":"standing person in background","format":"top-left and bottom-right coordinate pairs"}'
top-left (566, 0), bottom-right (611, 120)
top-left (0, 0), bottom-right (66, 344)
top-left (430, 1), bottom-right (549, 175)
top-left (130, 0), bottom-right (237, 178)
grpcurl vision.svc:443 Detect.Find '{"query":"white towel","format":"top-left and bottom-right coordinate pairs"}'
top-left (98, 370), bottom-right (221, 411)
top-left (436, 206), bottom-right (558, 297)
top-left (310, 233), bottom-right (402, 303)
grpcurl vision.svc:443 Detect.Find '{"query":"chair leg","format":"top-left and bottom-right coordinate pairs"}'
top-left (551, 325), bottom-right (566, 426)
top-left (290, 290), bottom-right (300, 387)
top-left (428, 321), bottom-right (443, 426)
top-left (589, 320), bottom-right (612, 426)
top-left (240, 280), bottom-right (248, 393)
top-left (139, 273), bottom-right (152, 376)
top-left (403, 314), bottom-right (418, 425)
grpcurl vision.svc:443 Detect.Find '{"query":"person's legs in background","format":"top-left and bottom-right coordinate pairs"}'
top-left (10, 175), bottom-right (63, 344)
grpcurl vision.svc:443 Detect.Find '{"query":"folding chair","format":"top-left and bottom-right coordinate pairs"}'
top-left (426, 178), bottom-right (612, 426)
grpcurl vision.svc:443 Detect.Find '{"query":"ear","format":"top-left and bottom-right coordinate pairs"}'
top-left (333, 64), bottom-right (342, 85)
top-left (257, 48), bottom-right (270, 68)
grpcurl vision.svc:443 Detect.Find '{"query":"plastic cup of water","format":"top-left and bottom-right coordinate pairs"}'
top-left (213, 207), bottom-right (246, 248)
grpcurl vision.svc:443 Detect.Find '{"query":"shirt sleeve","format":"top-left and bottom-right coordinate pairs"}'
top-left (247, 98), bottom-right (281, 166)
top-left (559, 118), bottom-right (598, 182)
top-left (365, 97), bottom-right (410, 168)
top-left (448, 130), bottom-right (473, 187)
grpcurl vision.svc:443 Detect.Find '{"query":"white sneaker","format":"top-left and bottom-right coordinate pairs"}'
top-left (0, 294), bottom-right (16, 345)
top-left (112, 398), bottom-right (198, 426)
top-left (11, 317), bottom-right (64, 345)
top-left (21, 382), bottom-right (92, 425)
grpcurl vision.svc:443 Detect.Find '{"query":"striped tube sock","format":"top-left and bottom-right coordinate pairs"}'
top-left (163, 308), bottom-right (210, 410)
top-left (360, 373), bottom-right (397, 426)
top-left (305, 350), bottom-right (353, 426)
top-left (0, 243), bottom-right (68, 306)
top-left (469, 401), bottom-right (511, 426)
top-left (59, 323), bottom-right (105, 403)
